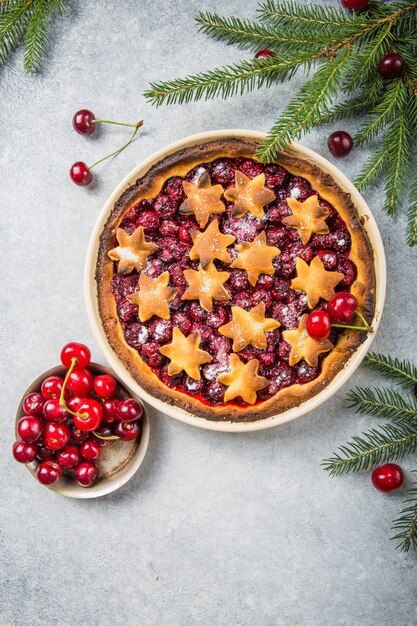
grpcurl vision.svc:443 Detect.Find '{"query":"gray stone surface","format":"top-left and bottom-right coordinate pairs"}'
top-left (1, 1), bottom-right (416, 624)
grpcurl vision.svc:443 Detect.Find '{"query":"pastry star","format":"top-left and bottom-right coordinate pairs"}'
top-left (231, 231), bottom-right (280, 286)
top-left (182, 262), bottom-right (230, 312)
top-left (127, 271), bottom-right (177, 322)
top-left (219, 303), bottom-right (280, 352)
top-left (108, 226), bottom-right (159, 275)
top-left (282, 314), bottom-right (333, 367)
top-left (224, 171), bottom-right (276, 218)
top-left (189, 219), bottom-right (236, 268)
top-left (180, 171), bottom-right (226, 227)
top-left (291, 256), bottom-right (344, 308)
top-left (159, 327), bottom-right (212, 380)
top-left (282, 195), bottom-right (330, 245)
top-left (217, 354), bottom-right (269, 405)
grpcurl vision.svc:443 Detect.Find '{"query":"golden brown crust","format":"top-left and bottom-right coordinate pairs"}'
top-left (96, 138), bottom-right (376, 422)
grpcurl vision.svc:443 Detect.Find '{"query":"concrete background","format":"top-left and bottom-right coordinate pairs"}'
top-left (1, 1), bottom-right (416, 624)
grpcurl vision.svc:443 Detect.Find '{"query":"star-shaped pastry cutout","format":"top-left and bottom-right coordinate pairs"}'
top-left (230, 231), bottom-right (280, 286)
top-left (282, 314), bottom-right (333, 367)
top-left (189, 219), bottom-right (236, 268)
top-left (127, 271), bottom-right (177, 322)
top-left (224, 171), bottom-right (276, 218)
top-left (291, 256), bottom-right (344, 308)
top-left (108, 226), bottom-right (159, 275)
top-left (182, 262), bottom-right (230, 312)
top-left (219, 303), bottom-right (280, 352)
top-left (217, 354), bottom-right (269, 405)
top-left (282, 195), bottom-right (330, 245)
top-left (180, 171), bottom-right (225, 227)
top-left (159, 327), bottom-right (212, 380)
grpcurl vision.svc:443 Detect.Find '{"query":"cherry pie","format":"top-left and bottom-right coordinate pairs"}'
top-left (96, 139), bottom-right (375, 422)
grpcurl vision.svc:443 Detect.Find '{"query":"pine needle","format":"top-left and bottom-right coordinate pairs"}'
top-left (363, 353), bottom-right (417, 387)
top-left (354, 79), bottom-right (407, 147)
top-left (347, 387), bottom-right (417, 422)
top-left (391, 472), bottom-right (417, 552)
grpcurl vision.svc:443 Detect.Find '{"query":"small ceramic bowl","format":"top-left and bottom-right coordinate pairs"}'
top-left (85, 129), bottom-right (386, 433)
top-left (15, 362), bottom-right (149, 498)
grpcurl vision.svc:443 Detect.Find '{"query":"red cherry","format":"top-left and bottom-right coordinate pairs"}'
top-left (306, 310), bottom-right (331, 339)
top-left (12, 440), bottom-right (37, 463)
top-left (93, 374), bottom-right (118, 399)
top-left (56, 445), bottom-right (81, 469)
top-left (41, 376), bottom-right (68, 399)
top-left (102, 398), bottom-right (120, 423)
top-left (36, 443), bottom-right (54, 461)
top-left (72, 109), bottom-right (96, 135)
top-left (74, 461), bottom-right (98, 487)
top-left (80, 439), bottom-right (101, 460)
top-left (17, 415), bottom-right (43, 443)
top-left (372, 463), bottom-right (404, 492)
top-left (255, 49), bottom-right (275, 59)
top-left (67, 395), bottom-right (83, 412)
top-left (71, 425), bottom-right (89, 442)
top-left (67, 368), bottom-right (93, 397)
top-left (378, 53), bottom-right (404, 79)
top-left (37, 461), bottom-right (62, 485)
top-left (43, 422), bottom-right (70, 451)
top-left (117, 398), bottom-right (143, 423)
top-left (74, 398), bottom-right (102, 432)
top-left (92, 424), bottom-right (116, 447)
top-left (61, 342), bottom-right (91, 368)
top-left (70, 162), bottom-right (93, 186)
top-left (23, 392), bottom-right (45, 416)
top-left (113, 421), bottom-right (141, 441)
top-left (340, 0), bottom-right (369, 11)
top-left (327, 131), bottom-right (353, 158)
top-left (43, 397), bottom-right (70, 422)
top-left (328, 291), bottom-right (357, 323)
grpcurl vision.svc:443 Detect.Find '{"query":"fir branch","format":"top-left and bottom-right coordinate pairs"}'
top-left (144, 51), bottom-right (319, 106)
top-left (0, 0), bottom-right (32, 65)
top-left (355, 141), bottom-right (389, 191)
top-left (318, 78), bottom-right (384, 125)
top-left (256, 48), bottom-right (352, 162)
top-left (363, 353), bottom-right (417, 387)
top-left (195, 11), bottom-right (329, 52)
top-left (407, 156), bottom-right (417, 246)
top-left (354, 78), bottom-right (407, 147)
top-left (383, 100), bottom-right (413, 215)
top-left (322, 423), bottom-right (417, 476)
top-left (391, 473), bottom-right (417, 552)
top-left (347, 387), bottom-right (417, 423)
top-left (343, 23), bottom-right (393, 91)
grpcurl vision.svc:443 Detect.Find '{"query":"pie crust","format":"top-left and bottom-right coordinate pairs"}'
top-left (96, 139), bottom-right (376, 422)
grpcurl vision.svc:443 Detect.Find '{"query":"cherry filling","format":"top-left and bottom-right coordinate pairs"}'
top-left (110, 157), bottom-right (356, 407)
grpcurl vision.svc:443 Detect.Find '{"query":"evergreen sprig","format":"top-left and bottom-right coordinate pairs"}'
top-left (322, 354), bottom-right (417, 552)
top-left (0, 0), bottom-right (68, 73)
top-left (145, 1), bottom-right (417, 246)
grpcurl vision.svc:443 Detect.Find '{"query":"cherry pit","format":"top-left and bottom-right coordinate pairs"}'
top-left (12, 342), bottom-right (144, 489)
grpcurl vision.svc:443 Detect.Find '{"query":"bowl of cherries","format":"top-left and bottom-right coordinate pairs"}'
top-left (12, 342), bottom-right (149, 498)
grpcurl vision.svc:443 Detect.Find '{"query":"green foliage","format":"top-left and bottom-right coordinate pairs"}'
top-left (0, 0), bottom-right (68, 73)
top-left (347, 387), bottom-right (417, 422)
top-left (363, 352), bottom-right (417, 387)
top-left (391, 472), bottom-right (417, 551)
top-left (145, 0), bottom-right (417, 246)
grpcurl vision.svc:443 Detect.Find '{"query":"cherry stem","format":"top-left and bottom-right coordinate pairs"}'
top-left (88, 120), bottom-right (143, 170)
top-left (92, 431), bottom-right (120, 441)
top-left (355, 310), bottom-right (370, 329)
top-left (91, 119), bottom-right (139, 128)
top-left (331, 323), bottom-right (369, 331)
top-left (59, 357), bottom-right (89, 420)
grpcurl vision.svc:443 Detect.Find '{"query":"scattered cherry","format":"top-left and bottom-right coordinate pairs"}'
top-left (23, 392), bottom-right (45, 417)
top-left (72, 109), bottom-right (96, 135)
top-left (41, 376), bottom-right (67, 399)
top-left (43, 397), bottom-right (70, 422)
top-left (17, 415), bottom-right (43, 443)
top-left (378, 53), bottom-right (404, 79)
top-left (74, 398), bottom-right (102, 432)
top-left (13, 440), bottom-right (37, 463)
top-left (307, 310), bottom-right (331, 339)
top-left (70, 162), bottom-right (93, 186)
top-left (80, 439), bottom-right (101, 461)
top-left (61, 342), bottom-right (91, 368)
top-left (113, 420), bottom-right (141, 441)
top-left (102, 398), bottom-right (120, 423)
top-left (255, 49), bottom-right (275, 59)
top-left (340, 0), bottom-right (369, 11)
top-left (67, 368), bottom-right (93, 397)
top-left (117, 398), bottom-right (143, 423)
top-left (37, 461), bottom-right (62, 485)
top-left (327, 131), bottom-right (353, 158)
top-left (372, 463), bottom-right (404, 492)
top-left (74, 461), bottom-right (98, 487)
top-left (43, 422), bottom-right (71, 451)
top-left (94, 374), bottom-right (118, 399)
top-left (328, 292), bottom-right (357, 324)
top-left (56, 445), bottom-right (81, 470)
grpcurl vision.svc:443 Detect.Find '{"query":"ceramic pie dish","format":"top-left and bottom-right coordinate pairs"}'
top-left (85, 130), bottom-right (386, 432)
